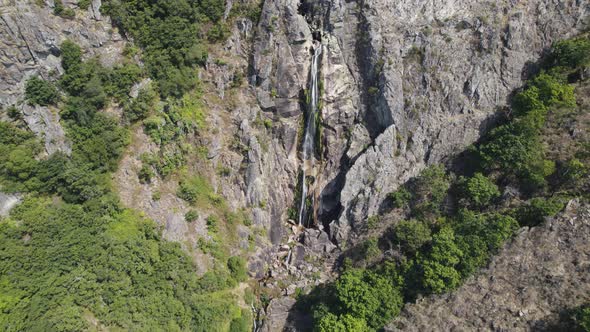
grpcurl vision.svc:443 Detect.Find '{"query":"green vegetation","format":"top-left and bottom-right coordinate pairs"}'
top-left (102, 0), bottom-right (225, 97)
top-left (25, 76), bottom-right (59, 106)
top-left (1, 37), bottom-right (250, 330)
top-left (300, 35), bottom-right (590, 331)
top-left (185, 210), bottom-right (199, 222)
top-left (573, 304), bottom-right (590, 331)
top-left (0, 198), bottom-right (244, 331)
top-left (53, 0), bottom-right (75, 18)
top-left (457, 172), bottom-right (500, 208)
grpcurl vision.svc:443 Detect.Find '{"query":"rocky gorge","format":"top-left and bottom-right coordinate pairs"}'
top-left (1, 0), bottom-right (589, 330)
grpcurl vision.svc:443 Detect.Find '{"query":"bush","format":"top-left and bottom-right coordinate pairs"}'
top-left (25, 76), bottom-right (59, 106)
top-left (207, 22), bottom-right (231, 42)
top-left (78, 0), bottom-right (91, 10)
top-left (227, 256), bottom-right (247, 282)
top-left (60, 40), bottom-right (83, 72)
top-left (516, 196), bottom-right (565, 226)
top-left (185, 210), bottom-right (199, 222)
top-left (333, 269), bottom-right (403, 329)
top-left (392, 220), bottom-right (432, 254)
top-left (138, 164), bottom-right (154, 183)
top-left (551, 37), bottom-right (590, 69)
top-left (315, 313), bottom-right (370, 332)
top-left (177, 181), bottom-right (199, 203)
top-left (124, 86), bottom-right (156, 122)
top-left (418, 227), bottom-right (463, 294)
top-left (411, 165), bottom-right (451, 218)
top-left (388, 187), bottom-right (412, 208)
top-left (573, 304), bottom-right (590, 332)
top-left (53, 0), bottom-right (75, 18)
top-left (459, 173), bottom-right (500, 208)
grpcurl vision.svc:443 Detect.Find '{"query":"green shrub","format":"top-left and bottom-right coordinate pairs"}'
top-left (177, 182), bottom-right (199, 203)
top-left (411, 165), bottom-right (451, 218)
top-left (138, 164), bottom-right (154, 183)
top-left (229, 309), bottom-right (251, 332)
top-left (227, 256), bottom-right (247, 282)
top-left (124, 86), bottom-right (156, 122)
top-left (78, 0), bottom-right (91, 10)
top-left (393, 220), bottom-right (432, 255)
top-left (388, 187), bottom-right (412, 208)
top-left (573, 304), bottom-right (590, 332)
top-left (516, 196), bottom-right (565, 226)
top-left (459, 173), bottom-right (500, 208)
top-left (366, 215), bottom-right (380, 229)
top-left (333, 269), bottom-right (403, 329)
top-left (53, 0), bottom-right (75, 18)
top-left (207, 22), bottom-right (231, 42)
top-left (551, 37), bottom-right (590, 69)
top-left (25, 76), bottom-right (59, 106)
top-left (185, 210), bottom-right (199, 222)
top-left (419, 227), bottom-right (463, 294)
top-left (315, 313), bottom-right (370, 332)
top-left (60, 40), bottom-right (82, 72)
top-left (206, 215), bottom-right (219, 232)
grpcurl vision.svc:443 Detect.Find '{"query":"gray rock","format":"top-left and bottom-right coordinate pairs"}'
top-left (0, 192), bottom-right (21, 217)
top-left (22, 104), bottom-right (71, 155)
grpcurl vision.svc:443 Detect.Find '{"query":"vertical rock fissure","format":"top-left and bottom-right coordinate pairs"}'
top-left (298, 42), bottom-right (322, 227)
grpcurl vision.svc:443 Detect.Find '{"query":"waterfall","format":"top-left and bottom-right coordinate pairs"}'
top-left (298, 43), bottom-right (322, 227)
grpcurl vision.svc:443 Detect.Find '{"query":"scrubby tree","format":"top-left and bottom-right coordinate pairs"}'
top-left (25, 76), bottom-right (59, 106)
top-left (419, 227), bottom-right (463, 293)
top-left (459, 173), bottom-right (500, 208)
top-left (393, 220), bottom-right (432, 254)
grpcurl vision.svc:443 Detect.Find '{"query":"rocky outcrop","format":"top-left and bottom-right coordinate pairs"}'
top-left (22, 104), bottom-right (71, 155)
top-left (0, 192), bottom-right (21, 217)
top-left (388, 200), bottom-right (590, 331)
top-left (328, 0), bottom-right (589, 243)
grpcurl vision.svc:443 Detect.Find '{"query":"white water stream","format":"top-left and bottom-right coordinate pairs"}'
top-left (297, 43), bottom-right (322, 227)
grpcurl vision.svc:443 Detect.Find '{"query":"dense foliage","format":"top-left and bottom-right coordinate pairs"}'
top-left (25, 76), bottom-right (59, 106)
top-left (301, 35), bottom-right (590, 331)
top-left (0, 198), bottom-right (247, 331)
top-left (101, 0), bottom-right (225, 97)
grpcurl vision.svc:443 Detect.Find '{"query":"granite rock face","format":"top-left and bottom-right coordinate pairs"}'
top-left (388, 201), bottom-right (590, 331)
top-left (325, 0), bottom-right (588, 243)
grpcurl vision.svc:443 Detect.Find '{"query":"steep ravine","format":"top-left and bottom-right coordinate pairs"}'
top-left (1, 0), bottom-right (588, 330)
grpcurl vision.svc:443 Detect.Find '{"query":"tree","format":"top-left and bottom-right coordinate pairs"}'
top-left (60, 40), bottom-right (82, 72)
top-left (411, 165), bottom-right (450, 218)
top-left (227, 256), bottom-right (247, 282)
top-left (393, 220), bottom-right (432, 254)
top-left (459, 173), bottom-right (500, 208)
top-left (315, 313), bottom-right (370, 332)
top-left (420, 227), bottom-right (463, 293)
top-left (333, 269), bottom-right (402, 329)
top-left (25, 76), bottom-right (59, 106)
top-left (551, 37), bottom-right (590, 69)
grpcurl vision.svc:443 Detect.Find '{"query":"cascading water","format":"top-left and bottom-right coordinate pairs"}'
top-left (298, 42), bottom-right (322, 227)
